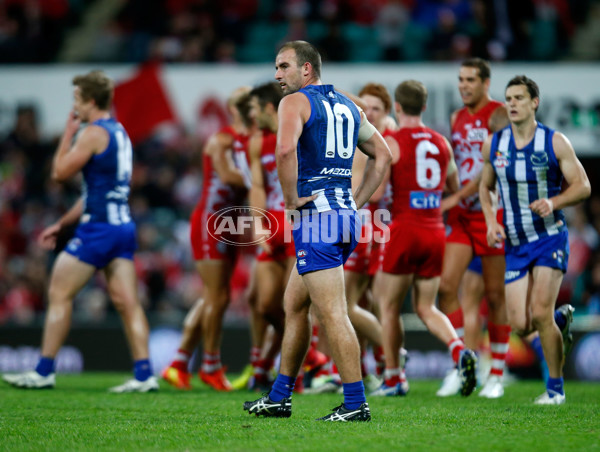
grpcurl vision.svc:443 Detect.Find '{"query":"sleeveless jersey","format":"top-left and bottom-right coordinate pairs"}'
top-left (389, 126), bottom-right (451, 226)
top-left (490, 123), bottom-right (565, 247)
top-left (297, 85), bottom-right (361, 212)
top-left (260, 129), bottom-right (285, 211)
top-left (81, 118), bottom-right (133, 225)
top-left (451, 100), bottom-right (503, 211)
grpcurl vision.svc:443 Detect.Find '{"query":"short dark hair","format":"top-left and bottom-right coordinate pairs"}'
top-left (506, 75), bottom-right (540, 101)
top-left (394, 80), bottom-right (428, 116)
top-left (72, 70), bottom-right (114, 110)
top-left (461, 57), bottom-right (491, 81)
top-left (234, 92), bottom-right (254, 128)
top-left (358, 83), bottom-right (392, 113)
top-left (250, 82), bottom-right (284, 111)
top-left (278, 40), bottom-right (322, 79)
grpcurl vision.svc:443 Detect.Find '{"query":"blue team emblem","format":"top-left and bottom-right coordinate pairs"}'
top-left (531, 151), bottom-right (548, 167)
top-left (67, 238), bottom-right (82, 253)
top-left (552, 249), bottom-right (565, 265)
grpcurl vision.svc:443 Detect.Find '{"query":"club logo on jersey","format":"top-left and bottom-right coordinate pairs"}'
top-left (207, 206), bottom-right (279, 247)
top-left (494, 151), bottom-right (510, 168)
top-left (531, 151), bottom-right (549, 167)
top-left (409, 191), bottom-right (442, 209)
top-left (466, 128), bottom-right (488, 143)
top-left (297, 249), bottom-right (307, 258)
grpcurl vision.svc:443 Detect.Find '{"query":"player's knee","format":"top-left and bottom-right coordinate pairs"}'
top-left (437, 278), bottom-right (456, 303)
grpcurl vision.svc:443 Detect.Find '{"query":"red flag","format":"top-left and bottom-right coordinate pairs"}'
top-left (113, 63), bottom-right (177, 145)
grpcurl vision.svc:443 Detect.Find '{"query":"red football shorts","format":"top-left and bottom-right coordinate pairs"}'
top-left (190, 207), bottom-right (237, 261)
top-left (380, 221), bottom-right (445, 278)
top-left (256, 211), bottom-right (295, 262)
top-left (446, 207), bottom-right (504, 256)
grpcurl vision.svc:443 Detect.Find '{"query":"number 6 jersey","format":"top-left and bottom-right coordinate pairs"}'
top-left (296, 85), bottom-right (361, 213)
top-left (388, 126), bottom-right (452, 228)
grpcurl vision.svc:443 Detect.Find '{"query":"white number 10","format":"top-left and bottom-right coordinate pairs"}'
top-left (322, 101), bottom-right (354, 160)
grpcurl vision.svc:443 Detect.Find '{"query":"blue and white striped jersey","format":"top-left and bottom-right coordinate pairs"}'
top-left (81, 118), bottom-right (133, 225)
top-left (490, 123), bottom-right (565, 247)
top-left (296, 85), bottom-right (361, 212)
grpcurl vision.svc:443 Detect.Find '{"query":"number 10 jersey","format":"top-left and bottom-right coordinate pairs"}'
top-left (296, 85), bottom-right (361, 213)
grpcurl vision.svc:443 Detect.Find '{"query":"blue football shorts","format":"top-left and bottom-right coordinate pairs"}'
top-left (65, 221), bottom-right (137, 269)
top-left (504, 230), bottom-right (569, 284)
top-left (292, 209), bottom-right (360, 275)
top-left (467, 256), bottom-right (483, 275)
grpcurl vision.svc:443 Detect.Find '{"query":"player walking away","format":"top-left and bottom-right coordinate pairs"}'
top-left (244, 41), bottom-right (391, 422)
top-left (480, 75), bottom-right (589, 405)
top-left (437, 58), bottom-right (511, 398)
top-left (161, 87), bottom-right (254, 391)
top-left (371, 80), bottom-right (478, 398)
top-left (2, 71), bottom-right (158, 392)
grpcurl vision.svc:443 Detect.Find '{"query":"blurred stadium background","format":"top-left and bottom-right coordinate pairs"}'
top-left (0, 0), bottom-right (599, 381)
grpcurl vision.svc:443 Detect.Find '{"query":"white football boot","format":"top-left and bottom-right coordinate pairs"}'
top-left (436, 368), bottom-right (461, 397)
top-left (3, 371), bottom-right (55, 389)
top-left (478, 375), bottom-right (504, 398)
top-left (534, 390), bottom-right (565, 405)
top-left (109, 376), bottom-right (159, 393)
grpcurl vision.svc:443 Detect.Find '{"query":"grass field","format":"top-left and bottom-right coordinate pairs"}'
top-left (1, 373), bottom-right (599, 452)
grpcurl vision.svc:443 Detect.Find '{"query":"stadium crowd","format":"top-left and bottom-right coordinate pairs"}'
top-left (0, 0), bottom-right (599, 64)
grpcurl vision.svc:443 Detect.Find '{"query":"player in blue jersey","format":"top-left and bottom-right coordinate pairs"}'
top-left (2, 71), bottom-right (158, 393)
top-left (244, 41), bottom-right (391, 422)
top-left (479, 75), bottom-right (590, 405)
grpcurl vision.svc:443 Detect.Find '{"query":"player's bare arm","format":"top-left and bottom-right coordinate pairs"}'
top-left (444, 141), bottom-right (460, 194)
top-left (488, 105), bottom-right (509, 133)
top-left (208, 132), bottom-right (246, 187)
top-left (353, 112), bottom-right (392, 210)
top-left (479, 135), bottom-right (505, 247)
top-left (52, 112), bottom-right (106, 182)
top-left (38, 198), bottom-right (84, 250)
top-left (276, 92), bottom-right (316, 211)
top-left (529, 132), bottom-right (591, 217)
top-left (248, 132), bottom-right (267, 210)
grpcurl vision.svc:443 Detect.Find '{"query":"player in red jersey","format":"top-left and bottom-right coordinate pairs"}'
top-left (245, 82), bottom-right (297, 388)
top-left (371, 80), bottom-right (478, 397)
top-left (437, 58), bottom-right (511, 398)
top-left (162, 87), bottom-right (254, 391)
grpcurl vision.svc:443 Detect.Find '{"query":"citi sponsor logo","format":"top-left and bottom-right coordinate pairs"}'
top-left (207, 206), bottom-right (279, 246)
top-left (409, 191), bottom-right (442, 209)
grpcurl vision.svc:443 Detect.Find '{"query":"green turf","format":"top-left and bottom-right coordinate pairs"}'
top-left (1, 373), bottom-right (599, 451)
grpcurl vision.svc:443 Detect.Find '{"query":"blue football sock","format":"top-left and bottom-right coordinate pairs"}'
top-left (343, 380), bottom-right (366, 410)
top-left (547, 376), bottom-right (564, 396)
top-left (269, 374), bottom-right (295, 402)
top-left (531, 336), bottom-right (546, 363)
top-left (134, 359), bottom-right (152, 382)
top-left (554, 309), bottom-right (567, 330)
top-left (35, 356), bottom-right (55, 377)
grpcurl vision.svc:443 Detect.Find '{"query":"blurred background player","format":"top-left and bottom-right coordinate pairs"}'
top-left (371, 80), bottom-right (477, 397)
top-left (245, 82), bottom-right (295, 389)
top-left (437, 58), bottom-right (511, 398)
top-left (341, 82), bottom-right (399, 391)
top-left (2, 71), bottom-right (157, 392)
top-left (161, 86), bottom-right (254, 391)
top-left (244, 41), bottom-right (391, 422)
top-left (480, 75), bottom-right (590, 405)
